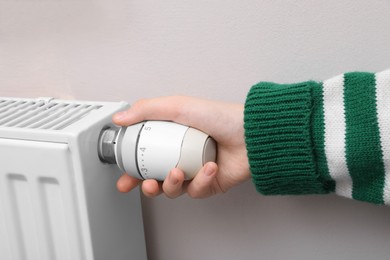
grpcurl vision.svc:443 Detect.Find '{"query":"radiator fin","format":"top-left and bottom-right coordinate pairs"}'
top-left (39, 177), bottom-right (71, 260)
top-left (0, 99), bottom-right (101, 130)
top-left (7, 174), bottom-right (40, 260)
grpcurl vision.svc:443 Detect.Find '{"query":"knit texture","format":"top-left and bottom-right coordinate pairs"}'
top-left (343, 72), bottom-right (385, 204)
top-left (244, 70), bottom-right (390, 204)
top-left (244, 81), bottom-right (330, 195)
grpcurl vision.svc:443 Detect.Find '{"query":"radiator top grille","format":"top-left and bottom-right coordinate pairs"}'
top-left (0, 98), bottom-right (101, 130)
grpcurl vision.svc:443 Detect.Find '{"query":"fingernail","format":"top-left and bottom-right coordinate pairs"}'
top-left (171, 177), bottom-right (179, 185)
top-left (114, 111), bottom-right (127, 120)
top-left (170, 172), bottom-right (179, 185)
top-left (204, 165), bottom-right (214, 177)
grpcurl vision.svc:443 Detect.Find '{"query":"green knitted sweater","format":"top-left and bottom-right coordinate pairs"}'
top-left (244, 70), bottom-right (390, 205)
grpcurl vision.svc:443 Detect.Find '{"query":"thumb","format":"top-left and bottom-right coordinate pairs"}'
top-left (112, 97), bottom-right (189, 126)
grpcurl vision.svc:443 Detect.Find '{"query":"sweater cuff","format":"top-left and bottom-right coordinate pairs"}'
top-left (244, 81), bottom-right (329, 195)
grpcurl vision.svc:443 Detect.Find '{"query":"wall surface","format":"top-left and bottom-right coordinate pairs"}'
top-left (1, 1), bottom-right (390, 259)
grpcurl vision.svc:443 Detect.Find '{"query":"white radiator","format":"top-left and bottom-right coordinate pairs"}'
top-left (0, 97), bottom-right (147, 260)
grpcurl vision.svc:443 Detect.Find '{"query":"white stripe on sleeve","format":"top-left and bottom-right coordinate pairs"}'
top-left (323, 74), bottom-right (353, 198)
top-left (375, 69), bottom-right (390, 205)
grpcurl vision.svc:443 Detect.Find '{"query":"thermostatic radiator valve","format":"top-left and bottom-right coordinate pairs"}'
top-left (98, 121), bottom-right (217, 181)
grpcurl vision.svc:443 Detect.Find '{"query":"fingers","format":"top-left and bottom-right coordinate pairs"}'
top-left (162, 168), bottom-right (186, 199)
top-left (141, 179), bottom-right (163, 198)
top-left (116, 174), bottom-right (140, 193)
top-left (187, 162), bottom-right (218, 199)
top-left (117, 162), bottom-right (219, 199)
top-left (117, 174), bottom-right (163, 198)
top-left (142, 169), bottom-right (186, 199)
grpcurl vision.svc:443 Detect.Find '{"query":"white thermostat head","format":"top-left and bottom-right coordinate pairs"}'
top-left (98, 121), bottom-right (217, 181)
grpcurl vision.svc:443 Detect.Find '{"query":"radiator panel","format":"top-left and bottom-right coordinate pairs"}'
top-left (0, 139), bottom-right (85, 260)
top-left (0, 97), bottom-right (147, 260)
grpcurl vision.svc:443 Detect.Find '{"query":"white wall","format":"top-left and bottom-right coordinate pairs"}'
top-left (1, 1), bottom-right (390, 259)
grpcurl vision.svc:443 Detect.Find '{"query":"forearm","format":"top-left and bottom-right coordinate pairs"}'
top-left (244, 69), bottom-right (390, 205)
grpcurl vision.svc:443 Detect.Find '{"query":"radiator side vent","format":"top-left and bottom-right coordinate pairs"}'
top-left (0, 98), bottom-right (101, 130)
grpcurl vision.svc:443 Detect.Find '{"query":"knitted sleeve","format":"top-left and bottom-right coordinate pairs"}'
top-left (244, 70), bottom-right (390, 205)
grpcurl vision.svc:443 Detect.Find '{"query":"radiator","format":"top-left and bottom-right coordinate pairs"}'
top-left (0, 97), bottom-right (147, 260)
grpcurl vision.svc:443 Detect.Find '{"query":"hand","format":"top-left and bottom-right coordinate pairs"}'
top-left (112, 96), bottom-right (250, 199)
